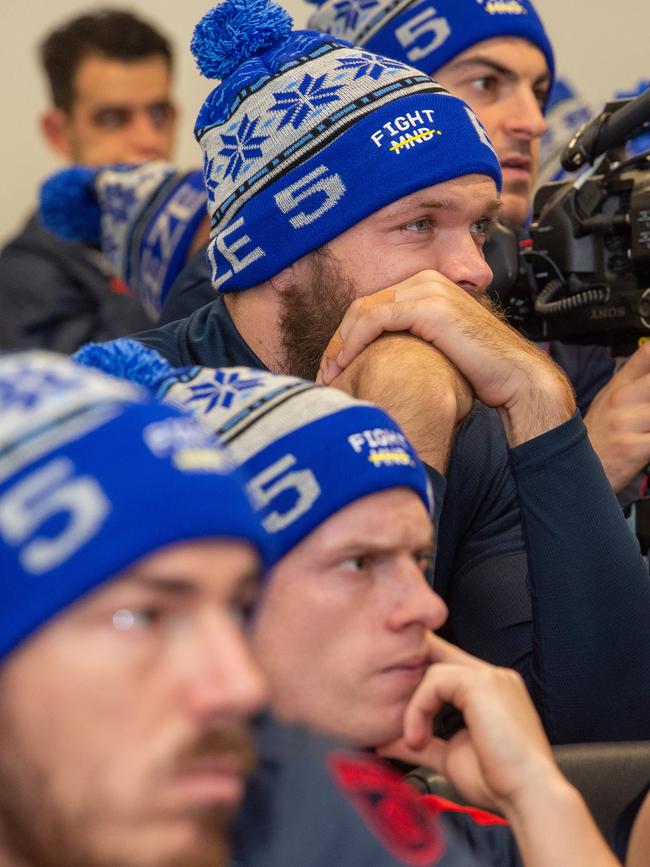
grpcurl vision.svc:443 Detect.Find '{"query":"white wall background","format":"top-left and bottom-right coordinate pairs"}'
top-left (1, 0), bottom-right (648, 243)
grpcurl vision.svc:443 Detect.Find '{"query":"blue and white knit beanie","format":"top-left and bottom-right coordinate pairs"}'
top-left (40, 162), bottom-right (207, 318)
top-left (75, 340), bottom-right (433, 561)
top-left (0, 350), bottom-right (270, 659)
top-left (191, 0), bottom-right (502, 293)
top-left (306, 0), bottom-right (554, 90)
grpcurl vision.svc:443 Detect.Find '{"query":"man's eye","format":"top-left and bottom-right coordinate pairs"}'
top-left (403, 218), bottom-right (432, 234)
top-left (470, 75), bottom-right (499, 96)
top-left (415, 553), bottom-right (435, 578)
top-left (112, 607), bottom-right (161, 631)
top-left (93, 108), bottom-right (131, 129)
top-left (339, 556), bottom-right (367, 572)
top-left (228, 598), bottom-right (257, 626)
top-left (147, 103), bottom-right (174, 128)
top-left (471, 218), bottom-right (493, 245)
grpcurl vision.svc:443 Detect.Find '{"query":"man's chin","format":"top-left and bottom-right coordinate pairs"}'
top-left (92, 816), bottom-right (232, 867)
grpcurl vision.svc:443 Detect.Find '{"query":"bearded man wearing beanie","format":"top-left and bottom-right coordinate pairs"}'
top-left (132, 0), bottom-right (599, 731)
top-left (307, 0), bottom-right (650, 504)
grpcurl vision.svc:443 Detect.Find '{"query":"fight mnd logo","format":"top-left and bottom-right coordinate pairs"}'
top-left (143, 417), bottom-right (229, 474)
top-left (475, 0), bottom-right (528, 14)
top-left (370, 109), bottom-right (443, 155)
top-left (348, 428), bottom-right (416, 468)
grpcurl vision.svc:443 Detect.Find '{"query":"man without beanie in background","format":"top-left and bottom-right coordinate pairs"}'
top-left (0, 9), bottom-right (177, 353)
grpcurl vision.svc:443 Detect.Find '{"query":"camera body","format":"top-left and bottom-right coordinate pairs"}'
top-left (488, 93), bottom-right (650, 354)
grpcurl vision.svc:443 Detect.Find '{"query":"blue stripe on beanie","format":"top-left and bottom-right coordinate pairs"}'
top-left (0, 352), bottom-right (271, 659)
top-left (191, 0), bottom-right (501, 293)
top-left (307, 0), bottom-right (554, 89)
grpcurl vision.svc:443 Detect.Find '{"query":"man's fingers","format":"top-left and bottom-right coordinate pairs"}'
top-left (425, 631), bottom-right (485, 667)
top-left (610, 343), bottom-right (650, 384)
top-left (334, 302), bottom-right (431, 369)
top-left (401, 662), bottom-right (487, 750)
top-left (317, 274), bottom-right (458, 384)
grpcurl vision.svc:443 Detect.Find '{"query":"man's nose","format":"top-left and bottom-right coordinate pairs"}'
top-left (387, 563), bottom-right (449, 634)
top-left (502, 86), bottom-right (546, 142)
top-left (127, 109), bottom-right (169, 160)
top-left (436, 236), bottom-right (494, 295)
top-left (182, 616), bottom-right (269, 722)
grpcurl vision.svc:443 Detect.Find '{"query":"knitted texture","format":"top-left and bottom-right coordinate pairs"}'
top-left (0, 351), bottom-right (270, 659)
top-left (191, 0), bottom-right (501, 293)
top-left (157, 366), bottom-right (433, 559)
top-left (40, 162), bottom-right (207, 317)
top-left (40, 166), bottom-right (101, 244)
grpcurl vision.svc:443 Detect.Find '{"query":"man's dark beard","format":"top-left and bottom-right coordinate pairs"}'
top-left (278, 247), bottom-right (357, 381)
top-left (0, 702), bottom-right (254, 867)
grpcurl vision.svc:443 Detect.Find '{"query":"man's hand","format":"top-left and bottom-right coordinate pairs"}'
top-left (585, 343), bottom-right (650, 493)
top-left (377, 634), bottom-right (559, 815)
top-left (378, 635), bottom-right (620, 867)
top-left (317, 271), bottom-right (575, 446)
top-left (329, 333), bottom-right (474, 473)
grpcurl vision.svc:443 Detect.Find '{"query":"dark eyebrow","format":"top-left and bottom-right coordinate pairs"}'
top-left (445, 56), bottom-right (551, 87)
top-left (127, 569), bottom-right (261, 598)
top-left (130, 576), bottom-right (198, 596)
top-left (328, 526), bottom-right (436, 558)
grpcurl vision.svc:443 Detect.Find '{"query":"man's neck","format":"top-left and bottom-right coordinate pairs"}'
top-left (224, 286), bottom-right (287, 373)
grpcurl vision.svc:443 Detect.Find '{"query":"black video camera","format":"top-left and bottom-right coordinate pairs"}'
top-left (487, 87), bottom-right (650, 355)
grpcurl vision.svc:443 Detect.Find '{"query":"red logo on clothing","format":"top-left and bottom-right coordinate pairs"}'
top-left (328, 751), bottom-right (445, 865)
top-left (109, 276), bottom-right (132, 296)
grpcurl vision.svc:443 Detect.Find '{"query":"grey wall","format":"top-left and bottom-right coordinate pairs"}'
top-left (1, 0), bottom-right (648, 242)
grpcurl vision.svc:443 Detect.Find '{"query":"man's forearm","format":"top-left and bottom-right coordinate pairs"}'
top-left (505, 774), bottom-right (619, 867)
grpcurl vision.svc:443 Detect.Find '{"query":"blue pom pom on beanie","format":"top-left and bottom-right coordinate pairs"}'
top-left (40, 166), bottom-right (102, 244)
top-left (190, 0), bottom-right (502, 294)
top-left (73, 338), bottom-right (176, 393)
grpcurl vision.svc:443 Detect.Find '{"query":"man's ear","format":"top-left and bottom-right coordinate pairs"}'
top-left (268, 264), bottom-right (298, 297)
top-left (270, 252), bottom-right (315, 296)
top-left (40, 108), bottom-right (74, 161)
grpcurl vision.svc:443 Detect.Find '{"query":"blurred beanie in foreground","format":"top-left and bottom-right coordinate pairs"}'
top-left (0, 349), bottom-right (269, 659)
top-left (75, 339), bottom-right (433, 562)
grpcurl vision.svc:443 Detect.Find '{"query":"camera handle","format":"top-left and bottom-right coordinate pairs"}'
top-left (562, 88), bottom-right (650, 171)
